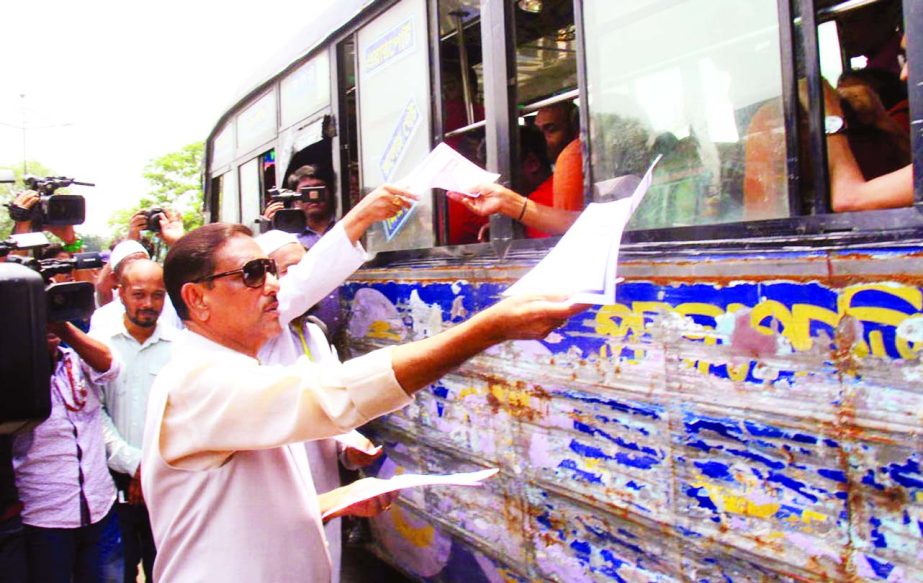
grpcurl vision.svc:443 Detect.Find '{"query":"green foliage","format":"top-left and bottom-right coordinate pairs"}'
top-left (0, 161), bottom-right (56, 239)
top-left (80, 233), bottom-right (107, 252)
top-left (107, 142), bottom-right (205, 242)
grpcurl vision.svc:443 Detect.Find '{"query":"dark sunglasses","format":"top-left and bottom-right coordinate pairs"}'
top-left (193, 258), bottom-right (278, 288)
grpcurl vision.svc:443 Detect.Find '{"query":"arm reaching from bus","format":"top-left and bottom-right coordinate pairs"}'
top-left (815, 36), bottom-right (913, 212)
top-left (449, 185), bottom-right (579, 236)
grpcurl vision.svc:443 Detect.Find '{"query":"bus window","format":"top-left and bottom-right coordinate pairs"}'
top-left (237, 149), bottom-right (275, 232)
top-left (515, 0), bottom-right (580, 238)
top-left (239, 157), bottom-right (263, 232)
top-left (583, 0), bottom-right (788, 228)
top-left (338, 37), bottom-right (361, 214)
top-left (260, 149), bottom-right (277, 210)
top-left (216, 170), bottom-right (240, 224)
top-left (814, 0), bottom-right (911, 213)
top-left (439, 1), bottom-right (486, 245)
top-left (209, 174), bottom-right (224, 223)
top-left (356, 0), bottom-right (434, 253)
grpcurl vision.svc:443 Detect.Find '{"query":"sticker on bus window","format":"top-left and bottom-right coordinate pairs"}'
top-left (382, 205), bottom-right (415, 241)
top-left (379, 98), bottom-right (421, 183)
top-left (364, 17), bottom-right (416, 77)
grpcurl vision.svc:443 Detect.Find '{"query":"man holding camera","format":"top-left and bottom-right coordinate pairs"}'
top-left (262, 165), bottom-right (347, 339)
top-left (12, 321), bottom-right (122, 582)
top-left (93, 208), bottom-right (185, 308)
top-left (9, 190), bottom-right (83, 254)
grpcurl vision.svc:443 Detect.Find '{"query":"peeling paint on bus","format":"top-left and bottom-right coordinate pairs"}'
top-left (344, 258), bottom-right (923, 581)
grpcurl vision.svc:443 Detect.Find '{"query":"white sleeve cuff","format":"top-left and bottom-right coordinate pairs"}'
top-left (340, 346), bottom-right (411, 420)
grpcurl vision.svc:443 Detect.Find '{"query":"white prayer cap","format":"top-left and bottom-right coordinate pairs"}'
top-left (254, 230), bottom-right (300, 256)
top-left (109, 240), bottom-right (149, 270)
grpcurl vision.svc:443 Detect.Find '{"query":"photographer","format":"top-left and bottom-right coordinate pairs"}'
top-left (95, 205), bottom-right (184, 307)
top-left (11, 321), bottom-right (122, 582)
top-left (261, 165), bottom-right (414, 340)
top-left (9, 190), bottom-right (82, 253)
top-left (94, 208), bottom-right (185, 308)
top-left (126, 207), bottom-right (185, 248)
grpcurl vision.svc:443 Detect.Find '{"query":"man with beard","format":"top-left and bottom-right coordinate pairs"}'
top-left (94, 259), bottom-right (172, 583)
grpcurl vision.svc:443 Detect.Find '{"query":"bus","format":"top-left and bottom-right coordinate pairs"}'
top-left (204, 0), bottom-right (923, 580)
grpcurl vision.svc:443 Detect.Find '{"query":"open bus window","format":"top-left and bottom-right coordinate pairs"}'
top-left (260, 149), bottom-right (277, 209)
top-left (813, 0), bottom-right (911, 213)
top-left (439, 0), bottom-right (487, 245)
top-left (338, 37), bottom-right (362, 214)
top-left (514, 0), bottom-right (580, 239)
top-left (237, 149), bottom-right (277, 232)
top-left (584, 0), bottom-right (788, 229)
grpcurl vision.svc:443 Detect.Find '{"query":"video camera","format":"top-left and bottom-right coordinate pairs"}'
top-left (267, 186), bottom-right (325, 233)
top-left (0, 239), bottom-right (103, 433)
top-left (5, 248), bottom-right (103, 322)
top-left (5, 175), bottom-right (93, 228)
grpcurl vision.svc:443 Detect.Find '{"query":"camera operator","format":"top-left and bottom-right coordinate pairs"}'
top-left (126, 207), bottom-right (184, 248)
top-left (261, 165), bottom-right (413, 340)
top-left (11, 321), bottom-right (122, 582)
top-left (9, 190), bottom-right (83, 253)
top-left (94, 208), bottom-right (184, 308)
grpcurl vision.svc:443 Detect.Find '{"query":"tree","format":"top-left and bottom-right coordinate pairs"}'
top-left (107, 141), bottom-right (205, 242)
top-left (0, 161), bottom-right (57, 239)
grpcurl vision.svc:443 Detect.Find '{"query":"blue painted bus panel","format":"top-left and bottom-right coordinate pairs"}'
top-left (343, 254), bottom-right (923, 581)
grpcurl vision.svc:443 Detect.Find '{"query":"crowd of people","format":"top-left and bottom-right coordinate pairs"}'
top-left (0, 164), bottom-right (583, 582)
top-left (0, 26), bottom-right (914, 581)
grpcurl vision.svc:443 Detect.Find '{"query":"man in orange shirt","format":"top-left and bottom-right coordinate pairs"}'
top-left (452, 105), bottom-right (584, 237)
top-left (535, 102), bottom-right (584, 212)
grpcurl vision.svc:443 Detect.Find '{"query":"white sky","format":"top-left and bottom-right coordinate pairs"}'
top-left (0, 0), bottom-right (334, 236)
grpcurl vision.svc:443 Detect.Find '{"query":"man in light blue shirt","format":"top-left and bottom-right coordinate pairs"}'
top-left (95, 259), bottom-right (174, 583)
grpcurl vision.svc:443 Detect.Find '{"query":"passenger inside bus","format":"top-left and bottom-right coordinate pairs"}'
top-left (744, 0), bottom-right (911, 217)
top-left (824, 33), bottom-right (912, 212)
top-left (837, 67), bottom-right (910, 179)
top-left (444, 65), bottom-right (489, 245)
top-left (535, 102), bottom-right (584, 213)
top-left (449, 124), bottom-right (581, 238)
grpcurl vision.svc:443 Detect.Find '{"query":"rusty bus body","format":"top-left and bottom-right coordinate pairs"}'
top-left (204, 0), bottom-right (923, 580)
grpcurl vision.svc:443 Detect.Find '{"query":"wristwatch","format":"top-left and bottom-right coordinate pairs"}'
top-left (824, 115), bottom-right (846, 135)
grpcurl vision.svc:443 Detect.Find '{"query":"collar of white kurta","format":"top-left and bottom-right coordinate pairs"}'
top-left (179, 329), bottom-right (260, 365)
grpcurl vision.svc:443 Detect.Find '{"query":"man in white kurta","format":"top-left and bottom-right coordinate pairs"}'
top-left (256, 229), bottom-right (381, 583)
top-left (142, 216), bottom-right (584, 581)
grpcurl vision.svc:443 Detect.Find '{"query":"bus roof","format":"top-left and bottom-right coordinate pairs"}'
top-left (208, 0), bottom-right (374, 142)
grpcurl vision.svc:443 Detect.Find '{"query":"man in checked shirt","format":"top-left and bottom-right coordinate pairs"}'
top-left (11, 320), bottom-right (121, 582)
